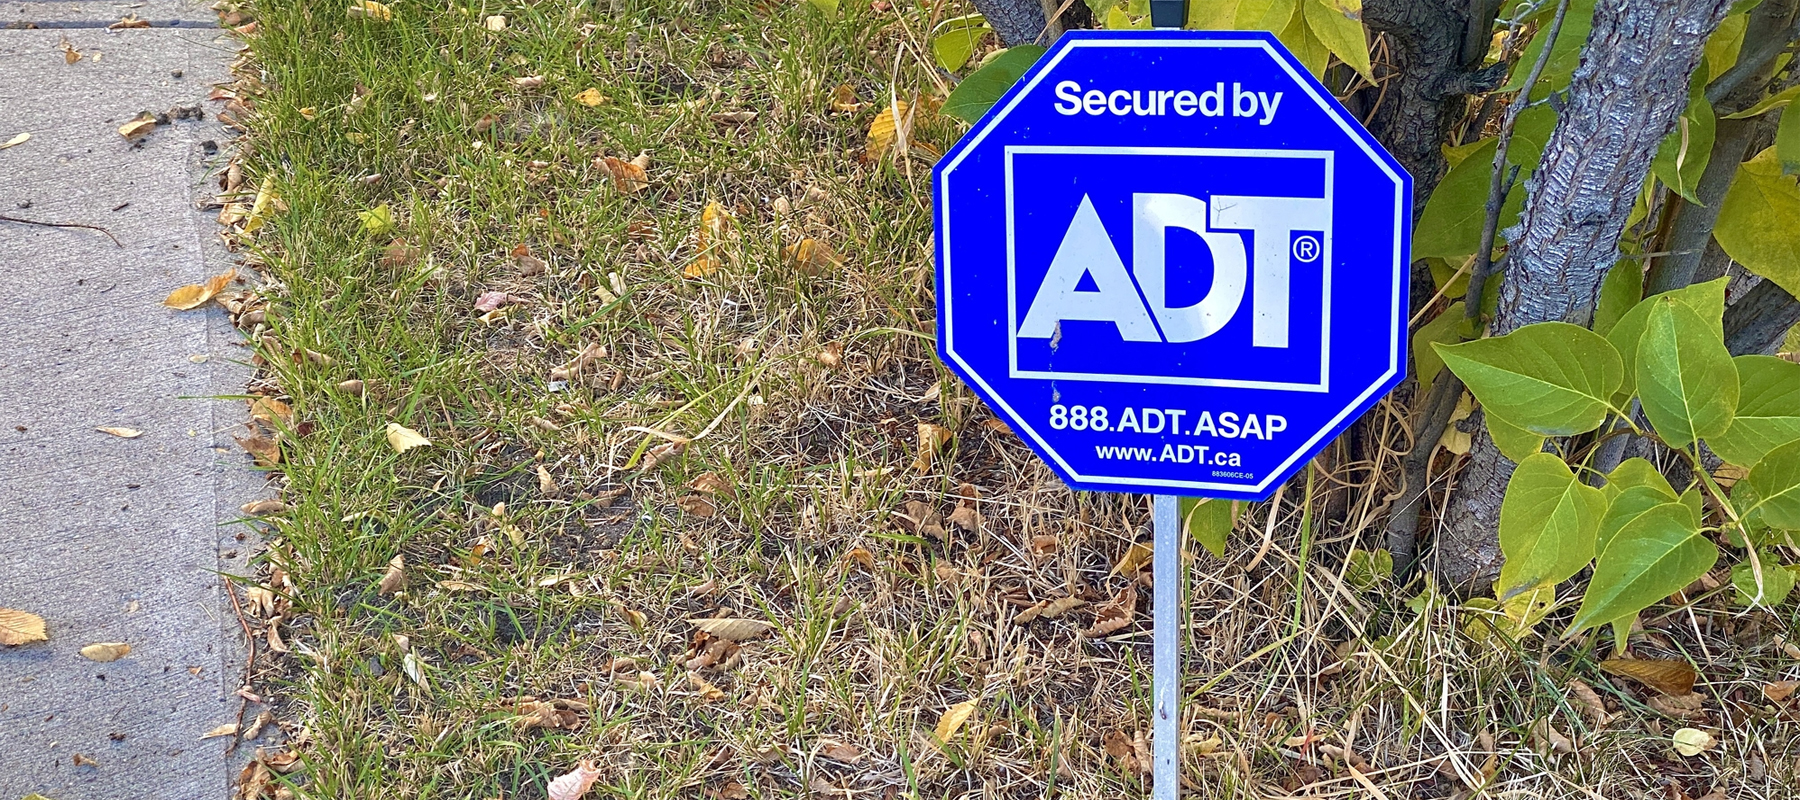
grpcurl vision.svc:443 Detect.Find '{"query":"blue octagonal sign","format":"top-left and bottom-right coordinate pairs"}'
top-left (934, 30), bottom-right (1411, 501)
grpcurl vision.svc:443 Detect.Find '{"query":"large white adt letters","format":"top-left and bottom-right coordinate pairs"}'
top-left (1016, 196), bottom-right (1162, 342)
top-left (1133, 193), bottom-right (1245, 342)
top-left (1209, 195), bottom-right (1330, 348)
top-left (1018, 191), bottom-right (1329, 347)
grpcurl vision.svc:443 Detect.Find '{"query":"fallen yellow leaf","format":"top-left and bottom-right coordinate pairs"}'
top-left (1112, 541), bottom-right (1153, 575)
top-left (597, 153), bottom-right (649, 194)
top-left (250, 396), bottom-right (293, 425)
top-left (683, 200), bottom-right (732, 279)
top-left (484, 14), bottom-right (507, 30)
top-left (80, 642), bottom-right (130, 662)
top-left (785, 238), bottom-right (842, 275)
top-left (0, 607), bottom-right (49, 646)
top-left (199, 722), bottom-right (239, 740)
top-left (241, 175), bottom-right (276, 234)
top-left (914, 422), bottom-right (953, 474)
top-left (385, 422), bottom-right (431, 453)
top-left (346, 0), bottom-right (392, 21)
top-left (574, 88), bottom-right (609, 107)
top-left (96, 426), bottom-right (143, 439)
top-left (0, 132), bottom-right (29, 150)
top-left (828, 83), bottom-right (861, 113)
top-left (118, 112), bottom-right (157, 141)
top-left (933, 699), bottom-right (977, 745)
top-left (1672, 727), bottom-right (1716, 757)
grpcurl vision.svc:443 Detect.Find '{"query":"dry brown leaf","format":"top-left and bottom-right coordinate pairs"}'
top-left (689, 471), bottom-right (734, 496)
top-left (109, 14), bottom-right (152, 29)
top-left (385, 422), bottom-right (431, 453)
top-left (914, 422), bottom-right (953, 474)
top-left (708, 779), bottom-right (750, 800)
top-left (0, 608), bottom-right (49, 646)
top-left (816, 342), bottom-right (844, 368)
top-left (200, 722), bottom-right (240, 740)
top-left (250, 396), bottom-right (292, 425)
top-left (1601, 657), bottom-right (1697, 696)
top-left (1042, 595), bottom-right (1086, 618)
top-left (845, 547), bottom-right (875, 571)
top-left (1764, 680), bottom-right (1800, 702)
top-left (934, 699), bottom-right (977, 745)
top-left (512, 243), bottom-right (548, 276)
top-left (574, 88), bottom-right (609, 107)
top-left (1029, 534), bottom-right (1059, 554)
top-left (690, 617), bottom-right (773, 641)
top-left (550, 342), bottom-right (606, 382)
top-left (1103, 729), bottom-right (1136, 770)
top-left (96, 426), bottom-right (143, 439)
top-left (380, 238), bottom-right (420, 267)
top-left (119, 114), bottom-right (160, 142)
top-left (1647, 691), bottom-right (1709, 720)
top-left (514, 700), bottom-right (583, 731)
top-left (711, 110), bottom-right (758, 126)
top-left (235, 433), bottom-right (281, 466)
top-left (1082, 584), bottom-right (1138, 638)
top-left (1567, 679), bottom-right (1611, 727)
top-left (1113, 541), bottom-right (1153, 576)
top-left (688, 671), bottom-right (725, 702)
top-left (547, 760), bottom-right (603, 800)
top-left (947, 504), bottom-right (981, 532)
top-left (818, 740), bottom-right (862, 763)
top-left (598, 154), bottom-right (649, 194)
top-left (1531, 718), bottom-right (1574, 755)
top-left (895, 500), bottom-right (947, 541)
top-left (239, 498), bottom-right (288, 516)
top-left (163, 268), bottom-right (237, 310)
top-left (437, 579), bottom-right (485, 592)
top-left (828, 83), bottom-right (861, 113)
top-left (483, 14), bottom-right (507, 30)
top-left (378, 554), bottom-right (405, 596)
top-left (80, 642), bottom-right (130, 662)
top-left (512, 75), bottom-right (545, 89)
top-left (676, 494), bottom-right (717, 517)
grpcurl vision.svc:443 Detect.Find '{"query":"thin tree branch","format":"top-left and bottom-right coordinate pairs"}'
top-left (1464, 0), bottom-right (1574, 324)
top-left (0, 214), bottom-right (123, 248)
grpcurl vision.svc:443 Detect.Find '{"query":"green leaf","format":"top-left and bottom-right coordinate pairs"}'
top-left (1426, 257), bottom-right (1470, 299)
top-left (1721, 84), bottom-right (1800, 119)
top-left (1569, 503), bottom-right (1718, 633)
top-left (1413, 138), bottom-right (1524, 260)
top-left (1501, 0), bottom-right (1597, 92)
top-left (1278, 3), bottom-right (1330, 78)
top-left (1710, 356), bottom-right (1800, 467)
top-left (1635, 297), bottom-right (1739, 449)
top-left (1508, 102), bottom-right (1560, 173)
top-left (358, 203), bottom-right (394, 235)
top-left (1714, 149), bottom-right (1800, 297)
top-left (1778, 107), bottom-right (1800, 175)
top-left (931, 15), bottom-right (989, 73)
top-left (1743, 438), bottom-right (1800, 529)
top-left (1497, 453), bottom-right (1608, 599)
top-left (1435, 322), bottom-right (1624, 436)
top-left (806, 0), bottom-right (839, 13)
top-left (1604, 276), bottom-right (1728, 401)
top-left (1344, 548), bottom-right (1392, 591)
top-left (1186, 0), bottom-right (1240, 28)
top-left (1593, 262), bottom-right (1644, 338)
top-left (1598, 489), bottom-right (1693, 558)
top-left (1487, 413), bottom-right (1547, 461)
top-left (1731, 555), bottom-right (1795, 606)
top-left (1413, 301), bottom-right (1466, 396)
top-left (1652, 92), bottom-right (1716, 203)
top-left (1604, 457), bottom-right (1680, 501)
top-left (1705, 10), bottom-right (1748, 81)
top-left (1179, 497), bottom-right (1237, 558)
top-left (942, 45), bottom-right (1046, 124)
top-left (1235, 0), bottom-right (1296, 31)
top-left (1302, 0), bottom-right (1371, 82)
top-left (1442, 137), bottom-right (1489, 170)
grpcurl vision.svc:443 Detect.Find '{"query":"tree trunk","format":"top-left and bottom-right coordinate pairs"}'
top-left (967, 0), bottom-right (1091, 48)
top-left (1725, 278), bottom-right (1800, 355)
top-left (1434, 0), bottom-right (1735, 593)
top-left (1362, 1), bottom-right (1508, 207)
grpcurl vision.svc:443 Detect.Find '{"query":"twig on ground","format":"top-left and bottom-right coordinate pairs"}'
top-left (0, 213), bottom-right (123, 247)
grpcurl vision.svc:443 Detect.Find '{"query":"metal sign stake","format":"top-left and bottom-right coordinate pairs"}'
top-left (1152, 494), bottom-right (1180, 799)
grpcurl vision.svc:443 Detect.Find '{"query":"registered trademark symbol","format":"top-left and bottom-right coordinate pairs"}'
top-left (1292, 235), bottom-right (1321, 263)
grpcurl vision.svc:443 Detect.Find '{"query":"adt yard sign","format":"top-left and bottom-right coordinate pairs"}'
top-left (934, 29), bottom-right (1411, 501)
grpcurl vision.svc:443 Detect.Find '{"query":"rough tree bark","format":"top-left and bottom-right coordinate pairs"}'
top-left (967, 0), bottom-right (1092, 48)
top-left (1435, 0), bottom-right (1735, 593)
top-left (1362, 1), bottom-right (1508, 207)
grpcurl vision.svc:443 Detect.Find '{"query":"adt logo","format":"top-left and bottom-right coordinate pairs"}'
top-left (1008, 147), bottom-right (1333, 391)
top-left (934, 31), bottom-right (1410, 500)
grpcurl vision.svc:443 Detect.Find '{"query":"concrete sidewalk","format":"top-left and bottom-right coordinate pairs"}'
top-left (1, 3), bottom-right (263, 797)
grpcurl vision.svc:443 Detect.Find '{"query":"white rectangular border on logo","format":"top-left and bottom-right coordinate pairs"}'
top-left (1003, 145), bottom-right (1334, 393)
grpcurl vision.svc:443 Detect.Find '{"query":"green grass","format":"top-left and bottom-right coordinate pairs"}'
top-left (227, 1), bottom-right (1799, 798)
